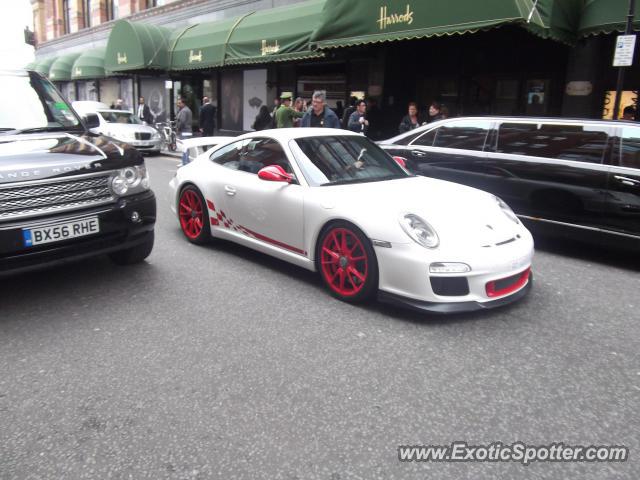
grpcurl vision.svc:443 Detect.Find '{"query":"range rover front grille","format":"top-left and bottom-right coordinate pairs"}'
top-left (0, 173), bottom-right (115, 221)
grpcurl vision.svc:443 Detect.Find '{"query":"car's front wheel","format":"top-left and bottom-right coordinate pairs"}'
top-left (317, 222), bottom-right (378, 302)
top-left (178, 186), bottom-right (210, 244)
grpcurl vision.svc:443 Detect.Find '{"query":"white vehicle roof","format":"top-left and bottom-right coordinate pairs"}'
top-left (71, 100), bottom-right (109, 113)
top-left (235, 128), bottom-right (359, 142)
top-left (178, 136), bottom-right (235, 149)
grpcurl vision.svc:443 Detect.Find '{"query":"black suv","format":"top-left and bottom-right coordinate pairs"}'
top-left (0, 70), bottom-right (156, 276)
top-left (380, 117), bottom-right (640, 250)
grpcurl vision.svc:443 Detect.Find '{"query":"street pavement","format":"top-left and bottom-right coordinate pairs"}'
top-left (1, 154), bottom-right (638, 480)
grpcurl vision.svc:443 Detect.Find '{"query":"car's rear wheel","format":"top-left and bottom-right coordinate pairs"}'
top-left (317, 222), bottom-right (378, 302)
top-left (178, 186), bottom-right (210, 244)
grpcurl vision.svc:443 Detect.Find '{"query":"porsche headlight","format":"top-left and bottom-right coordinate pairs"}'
top-left (495, 196), bottom-right (519, 224)
top-left (110, 165), bottom-right (150, 196)
top-left (399, 213), bottom-right (439, 248)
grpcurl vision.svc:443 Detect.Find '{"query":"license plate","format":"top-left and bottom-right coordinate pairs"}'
top-left (22, 217), bottom-right (100, 247)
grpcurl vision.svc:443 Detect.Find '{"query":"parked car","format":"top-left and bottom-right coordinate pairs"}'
top-left (177, 135), bottom-right (235, 164)
top-left (0, 70), bottom-right (156, 276)
top-left (169, 129), bottom-right (534, 313)
top-left (72, 101), bottom-right (162, 155)
top-left (379, 117), bottom-right (640, 250)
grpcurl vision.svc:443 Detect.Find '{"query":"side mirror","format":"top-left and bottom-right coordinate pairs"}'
top-left (83, 113), bottom-right (100, 129)
top-left (258, 165), bottom-right (292, 183)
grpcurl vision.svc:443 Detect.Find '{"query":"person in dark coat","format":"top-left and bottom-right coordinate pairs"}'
top-left (428, 101), bottom-right (447, 122)
top-left (348, 99), bottom-right (369, 135)
top-left (199, 96), bottom-right (216, 136)
top-left (252, 105), bottom-right (272, 131)
top-left (137, 97), bottom-right (153, 124)
top-left (300, 90), bottom-right (341, 129)
top-left (399, 102), bottom-right (421, 133)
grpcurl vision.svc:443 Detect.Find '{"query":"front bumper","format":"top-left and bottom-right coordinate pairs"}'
top-left (373, 230), bottom-right (534, 313)
top-left (0, 190), bottom-right (156, 277)
top-left (379, 273), bottom-right (533, 314)
top-left (128, 139), bottom-right (162, 151)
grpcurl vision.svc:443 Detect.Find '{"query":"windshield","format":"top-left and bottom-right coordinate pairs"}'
top-left (0, 71), bottom-right (82, 132)
top-left (292, 135), bottom-right (409, 186)
top-left (99, 111), bottom-right (142, 125)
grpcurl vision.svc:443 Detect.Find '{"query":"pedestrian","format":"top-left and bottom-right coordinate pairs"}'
top-left (275, 92), bottom-right (304, 128)
top-left (175, 97), bottom-right (193, 139)
top-left (252, 105), bottom-right (272, 131)
top-left (300, 90), bottom-right (341, 128)
top-left (398, 102), bottom-right (421, 133)
top-left (199, 96), bottom-right (216, 136)
top-left (348, 99), bottom-right (369, 135)
top-left (335, 100), bottom-right (344, 120)
top-left (428, 101), bottom-right (446, 122)
top-left (622, 105), bottom-right (637, 121)
top-left (137, 96), bottom-right (153, 124)
top-left (341, 96), bottom-right (357, 129)
top-left (271, 97), bottom-right (280, 128)
top-left (293, 97), bottom-right (305, 127)
top-left (114, 98), bottom-right (125, 110)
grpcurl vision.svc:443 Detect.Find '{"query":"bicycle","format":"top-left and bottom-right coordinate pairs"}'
top-left (154, 120), bottom-right (177, 152)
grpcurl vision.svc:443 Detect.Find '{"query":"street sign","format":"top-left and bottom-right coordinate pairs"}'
top-left (613, 34), bottom-right (636, 67)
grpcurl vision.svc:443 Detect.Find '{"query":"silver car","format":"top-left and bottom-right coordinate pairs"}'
top-left (73, 101), bottom-right (162, 154)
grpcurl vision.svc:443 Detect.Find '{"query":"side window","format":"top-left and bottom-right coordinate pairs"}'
top-left (619, 126), bottom-right (640, 169)
top-left (431, 120), bottom-right (491, 151)
top-left (240, 138), bottom-right (294, 175)
top-left (412, 128), bottom-right (436, 146)
top-left (210, 140), bottom-right (243, 170)
top-left (497, 122), bottom-right (608, 163)
top-left (396, 129), bottom-right (424, 145)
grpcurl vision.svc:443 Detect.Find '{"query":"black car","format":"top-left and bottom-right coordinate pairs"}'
top-left (379, 117), bottom-right (640, 250)
top-left (0, 70), bottom-right (156, 276)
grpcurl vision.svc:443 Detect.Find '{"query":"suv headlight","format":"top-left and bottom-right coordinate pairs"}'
top-left (495, 196), bottom-right (519, 224)
top-left (399, 213), bottom-right (439, 248)
top-left (151, 131), bottom-right (161, 140)
top-left (110, 165), bottom-right (150, 196)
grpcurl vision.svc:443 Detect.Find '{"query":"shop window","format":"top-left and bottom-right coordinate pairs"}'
top-left (497, 122), bottom-right (608, 164)
top-left (431, 120), bottom-right (491, 151)
top-left (62, 0), bottom-right (71, 34)
top-left (106, 0), bottom-right (118, 21)
top-left (83, 0), bottom-right (91, 28)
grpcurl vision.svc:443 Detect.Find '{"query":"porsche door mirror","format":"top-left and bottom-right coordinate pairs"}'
top-left (258, 165), bottom-right (292, 183)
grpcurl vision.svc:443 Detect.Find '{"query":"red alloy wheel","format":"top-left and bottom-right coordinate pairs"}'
top-left (179, 188), bottom-right (205, 240)
top-left (320, 227), bottom-right (369, 297)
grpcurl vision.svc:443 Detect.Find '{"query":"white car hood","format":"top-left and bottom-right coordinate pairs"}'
top-left (106, 123), bottom-right (157, 135)
top-left (312, 176), bottom-right (524, 247)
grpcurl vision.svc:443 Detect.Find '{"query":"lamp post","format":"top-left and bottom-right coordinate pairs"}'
top-left (612, 0), bottom-right (636, 120)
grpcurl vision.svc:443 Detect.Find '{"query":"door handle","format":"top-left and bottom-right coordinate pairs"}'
top-left (224, 185), bottom-right (237, 196)
top-left (614, 175), bottom-right (640, 187)
top-left (411, 150), bottom-right (427, 157)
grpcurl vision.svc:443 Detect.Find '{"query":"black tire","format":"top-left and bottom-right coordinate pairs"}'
top-left (178, 185), bottom-right (211, 245)
top-left (109, 232), bottom-right (154, 265)
top-left (316, 221), bottom-right (378, 303)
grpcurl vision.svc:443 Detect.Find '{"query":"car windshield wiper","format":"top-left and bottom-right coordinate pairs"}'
top-left (321, 174), bottom-right (406, 186)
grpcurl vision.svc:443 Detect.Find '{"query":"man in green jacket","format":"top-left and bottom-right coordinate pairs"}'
top-left (275, 92), bottom-right (304, 128)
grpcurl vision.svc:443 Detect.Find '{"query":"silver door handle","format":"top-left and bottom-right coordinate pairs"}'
top-left (224, 185), bottom-right (237, 196)
top-left (411, 150), bottom-right (427, 157)
top-left (614, 175), bottom-right (640, 187)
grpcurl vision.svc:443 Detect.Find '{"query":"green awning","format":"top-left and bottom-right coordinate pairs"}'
top-left (310, 0), bottom-right (580, 49)
top-left (105, 19), bottom-right (178, 72)
top-left (25, 61), bottom-right (37, 70)
top-left (170, 16), bottom-right (241, 71)
top-left (224, 0), bottom-right (325, 65)
top-left (48, 52), bottom-right (82, 81)
top-left (71, 47), bottom-right (107, 80)
top-left (579, 0), bottom-right (640, 37)
top-left (33, 57), bottom-right (57, 77)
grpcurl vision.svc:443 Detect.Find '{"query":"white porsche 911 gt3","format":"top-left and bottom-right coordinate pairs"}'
top-left (169, 128), bottom-right (534, 313)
